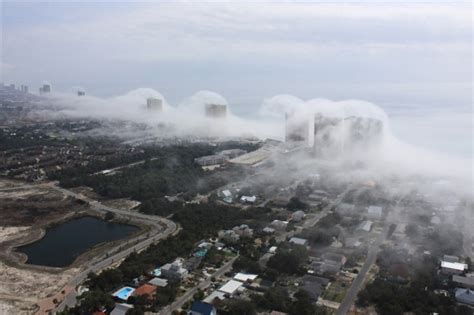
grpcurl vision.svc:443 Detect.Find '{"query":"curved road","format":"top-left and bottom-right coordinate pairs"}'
top-left (44, 183), bottom-right (178, 313)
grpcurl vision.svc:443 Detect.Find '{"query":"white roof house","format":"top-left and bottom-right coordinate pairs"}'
top-left (203, 290), bottom-right (226, 303)
top-left (441, 261), bottom-right (468, 273)
top-left (234, 273), bottom-right (258, 282)
top-left (221, 189), bottom-right (232, 197)
top-left (289, 237), bottom-right (308, 246)
top-left (240, 195), bottom-right (257, 203)
top-left (270, 220), bottom-right (288, 230)
top-left (357, 220), bottom-right (373, 232)
top-left (367, 206), bottom-right (383, 219)
top-left (111, 304), bottom-right (134, 315)
top-left (218, 280), bottom-right (244, 294)
top-left (148, 277), bottom-right (168, 287)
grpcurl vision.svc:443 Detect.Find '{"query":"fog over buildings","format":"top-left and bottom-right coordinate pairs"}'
top-left (24, 86), bottom-right (470, 200)
top-left (1, 3), bottom-right (473, 314)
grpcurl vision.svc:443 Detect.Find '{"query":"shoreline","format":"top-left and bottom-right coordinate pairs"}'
top-left (0, 209), bottom-right (148, 273)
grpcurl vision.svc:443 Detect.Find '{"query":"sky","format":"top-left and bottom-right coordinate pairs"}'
top-left (1, 1), bottom-right (472, 158)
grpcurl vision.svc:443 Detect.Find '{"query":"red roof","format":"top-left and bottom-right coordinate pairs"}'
top-left (91, 312), bottom-right (106, 315)
top-left (134, 284), bottom-right (157, 297)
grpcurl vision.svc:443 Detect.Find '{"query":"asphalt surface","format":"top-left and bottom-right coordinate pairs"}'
top-left (159, 256), bottom-right (238, 315)
top-left (335, 224), bottom-right (389, 315)
top-left (47, 183), bottom-right (178, 312)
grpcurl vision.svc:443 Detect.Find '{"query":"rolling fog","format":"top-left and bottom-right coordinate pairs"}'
top-left (34, 88), bottom-right (473, 200)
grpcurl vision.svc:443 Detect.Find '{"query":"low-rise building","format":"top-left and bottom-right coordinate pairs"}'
top-left (443, 255), bottom-right (459, 263)
top-left (289, 237), bottom-right (308, 246)
top-left (356, 220), bottom-right (373, 233)
top-left (219, 189), bottom-right (233, 203)
top-left (133, 284), bottom-right (156, 301)
top-left (194, 155), bottom-right (227, 166)
top-left (441, 261), bottom-right (468, 275)
top-left (455, 288), bottom-right (474, 305)
top-left (300, 275), bottom-right (330, 301)
top-left (161, 258), bottom-right (189, 281)
top-left (453, 275), bottom-right (474, 288)
top-left (240, 195), bottom-right (257, 204)
top-left (232, 224), bottom-right (254, 238)
top-left (270, 220), bottom-right (288, 230)
top-left (234, 273), bottom-right (258, 283)
top-left (148, 277), bottom-right (168, 287)
top-left (203, 290), bottom-right (226, 304)
top-left (263, 227), bottom-right (276, 234)
top-left (110, 304), bottom-right (133, 315)
top-left (218, 280), bottom-right (244, 295)
top-left (367, 206), bottom-right (383, 220)
top-left (190, 301), bottom-right (217, 315)
top-left (291, 210), bottom-right (306, 222)
top-left (218, 229), bottom-right (240, 243)
top-left (217, 149), bottom-right (247, 159)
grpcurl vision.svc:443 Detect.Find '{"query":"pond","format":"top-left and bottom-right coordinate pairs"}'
top-left (18, 216), bottom-right (139, 267)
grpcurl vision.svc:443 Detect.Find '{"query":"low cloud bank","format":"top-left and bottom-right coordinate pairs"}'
top-left (36, 88), bottom-right (472, 194)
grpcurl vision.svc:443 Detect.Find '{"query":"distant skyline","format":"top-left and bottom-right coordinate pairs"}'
top-left (1, 1), bottom-right (472, 158)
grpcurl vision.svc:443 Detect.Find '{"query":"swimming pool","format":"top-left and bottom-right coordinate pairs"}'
top-left (112, 286), bottom-right (135, 300)
top-left (194, 248), bottom-right (208, 257)
top-left (152, 267), bottom-right (161, 277)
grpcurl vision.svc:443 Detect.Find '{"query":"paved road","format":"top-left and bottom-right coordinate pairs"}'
top-left (159, 256), bottom-right (238, 315)
top-left (45, 183), bottom-right (178, 312)
top-left (91, 157), bottom-right (159, 175)
top-left (335, 224), bottom-right (389, 315)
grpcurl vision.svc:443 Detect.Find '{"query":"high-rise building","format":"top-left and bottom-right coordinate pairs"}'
top-left (285, 112), bottom-right (314, 147)
top-left (205, 104), bottom-right (227, 118)
top-left (78, 90), bottom-right (85, 96)
top-left (20, 85), bottom-right (29, 93)
top-left (9, 84), bottom-right (15, 90)
top-left (39, 83), bottom-right (51, 95)
top-left (146, 97), bottom-right (163, 111)
top-left (312, 113), bottom-right (383, 158)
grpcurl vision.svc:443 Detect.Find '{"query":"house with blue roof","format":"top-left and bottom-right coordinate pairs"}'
top-left (189, 301), bottom-right (217, 315)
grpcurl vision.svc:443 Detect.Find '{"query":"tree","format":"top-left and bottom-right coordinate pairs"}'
top-left (287, 197), bottom-right (309, 211)
top-left (104, 211), bottom-right (115, 221)
top-left (222, 299), bottom-right (256, 315)
top-left (267, 244), bottom-right (308, 275)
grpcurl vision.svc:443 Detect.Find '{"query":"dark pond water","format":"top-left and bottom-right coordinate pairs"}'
top-left (18, 216), bottom-right (138, 267)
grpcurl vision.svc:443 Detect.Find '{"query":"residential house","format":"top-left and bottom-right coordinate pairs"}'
top-left (453, 275), bottom-right (474, 289)
top-left (367, 206), bottom-right (383, 220)
top-left (289, 237), bottom-right (308, 247)
top-left (148, 277), bottom-right (168, 287)
top-left (161, 258), bottom-right (189, 281)
top-left (455, 288), bottom-right (474, 306)
top-left (291, 210), bottom-right (306, 222)
top-left (441, 261), bottom-right (468, 275)
top-left (110, 304), bottom-right (133, 315)
top-left (189, 301), bottom-right (217, 315)
top-left (133, 284), bottom-right (156, 301)
top-left (300, 275), bottom-right (330, 301)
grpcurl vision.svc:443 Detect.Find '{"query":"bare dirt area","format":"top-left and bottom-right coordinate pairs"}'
top-left (102, 198), bottom-right (141, 211)
top-left (69, 185), bottom-right (101, 200)
top-left (0, 183), bottom-right (79, 226)
top-left (0, 261), bottom-right (76, 314)
top-left (0, 180), bottom-right (84, 313)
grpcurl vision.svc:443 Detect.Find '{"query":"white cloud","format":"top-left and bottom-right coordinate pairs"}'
top-left (3, 2), bottom-right (471, 63)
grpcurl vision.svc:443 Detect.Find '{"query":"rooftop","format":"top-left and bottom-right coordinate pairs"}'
top-left (289, 237), bottom-right (308, 246)
top-left (134, 284), bottom-right (156, 297)
top-left (441, 261), bottom-right (468, 271)
top-left (190, 301), bottom-right (216, 315)
top-left (234, 273), bottom-right (258, 282)
top-left (218, 279), bottom-right (244, 294)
